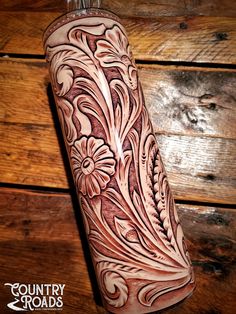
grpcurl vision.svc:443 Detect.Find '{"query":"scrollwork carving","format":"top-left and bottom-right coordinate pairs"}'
top-left (45, 11), bottom-right (194, 313)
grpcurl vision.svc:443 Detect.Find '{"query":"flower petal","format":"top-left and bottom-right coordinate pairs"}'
top-left (95, 41), bottom-right (120, 66)
top-left (87, 136), bottom-right (104, 157)
top-left (74, 136), bottom-right (88, 159)
top-left (74, 165), bottom-right (82, 179)
top-left (86, 174), bottom-right (101, 198)
top-left (71, 146), bottom-right (83, 163)
top-left (93, 169), bottom-right (111, 190)
top-left (102, 165), bottom-right (116, 176)
top-left (95, 158), bottom-right (116, 175)
top-left (95, 40), bottom-right (117, 56)
top-left (106, 26), bottom-right (128, 55)
top-left (78, 174), bottom-right (87, 195)
top-left (94, 26), bottom-right (129, 69)
top-left (93, 144), bottom-right (114, 161)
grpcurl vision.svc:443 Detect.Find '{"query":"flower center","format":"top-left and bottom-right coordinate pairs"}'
top-left (81, 157), bottom-right (95, 175)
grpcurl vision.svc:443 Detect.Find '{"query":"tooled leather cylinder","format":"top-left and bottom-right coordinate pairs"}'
top-left (43, 9), bottom-right (195, 314)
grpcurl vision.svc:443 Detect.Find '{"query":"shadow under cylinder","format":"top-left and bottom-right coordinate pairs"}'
top-left (43, 8), bottom-right (195, 314)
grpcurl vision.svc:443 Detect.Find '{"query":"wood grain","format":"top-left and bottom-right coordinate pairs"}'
top-left (1, 58), bottom-right (236, 203)
top-left (0, 0), bottom-right (235, 18)
top-left (140, 65), bottom-right (236, 138)
top-left (159, 135), bottom-right (236, 204)
top-left (0, 187), bottom-right (235, 313)
top-left (126, 16), bottom-right (236, 64)
top-left (0, 12), bottom-right (236, 64)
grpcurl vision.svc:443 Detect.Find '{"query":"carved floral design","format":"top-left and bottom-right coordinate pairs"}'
top-left (71, 136), bottom-right (116, 198)
top-left (45, 14), bottom-right (194, 313)
top-left (95, 25), bottom-right (137, 90)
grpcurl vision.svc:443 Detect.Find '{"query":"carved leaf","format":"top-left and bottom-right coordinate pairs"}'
top-left (72, 94), bottom-right (92, 136)
top-left (110, 79), bottom-right (142, 143)
top-left (114, 217), bottom-right (139, 244)
top-left (110, 79), bottom-right (130, 142)
top-left (57, 98), bottom-right (77, 145)
top-left (97, 261), bottom-right (140, 275)
top-left (114, 216), bottom-right (164, 264)
top-left (47, 45), bottom-right (97, 96)
top-left (75, 77), bottom-right (111, 122)
top-left (117, 150), bottom-right (132, 186)
top-left (99, 269), bottom-right (128, 308)
top-left (138, 273), bottom-right (192, 307)
top-left (56, 64), bottom-right (73, 96)
top-left (69, 23), bottom-right (107, 43)
top-left (114, 103), bottom-right (122, 135)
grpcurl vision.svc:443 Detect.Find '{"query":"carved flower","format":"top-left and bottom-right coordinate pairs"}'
top-left (95, 25), bottom-right (137, 90)
top-left (71, 136), bottom-right (116, 198)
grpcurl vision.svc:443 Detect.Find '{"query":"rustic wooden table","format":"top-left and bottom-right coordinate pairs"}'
top-left (0, 1), bottom-right (235, 313)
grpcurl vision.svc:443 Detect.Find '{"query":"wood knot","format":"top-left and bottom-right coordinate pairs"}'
top-left (22, 219), bottom-right (31, 225)
top-left (215, 32), bottom-right (228, 41)
top-left (179, 22), bottom-right (188, 29)
top-left (207, 214), bottom-right (229, 226)
top-left (208, 103), bottom-right (217, 110)
top-left (205, 174), bottom-right (215, 181)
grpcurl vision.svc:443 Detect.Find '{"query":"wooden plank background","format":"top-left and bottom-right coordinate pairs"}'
top-left (0, 0), bottom-right (235, 17)
top-left (0, 12), bottom-right (235, 64)
top-left (0, 1), bottom-right (235, 313)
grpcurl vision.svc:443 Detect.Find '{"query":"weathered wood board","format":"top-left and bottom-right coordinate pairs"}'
top-left (0, 0), bottom-right (235, 17)
top-left (0, 12), bottom-right (236, 64)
